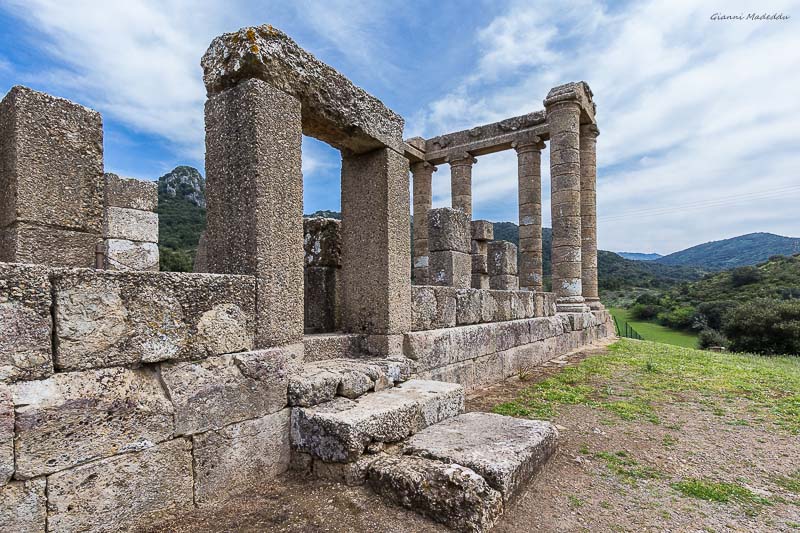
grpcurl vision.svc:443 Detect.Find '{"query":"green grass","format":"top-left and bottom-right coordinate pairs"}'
top-left (610, 307), bottom-right (699, 349)
top-left (492, 339), bottom-right (800, 433)
top-left (672, 478), bottom-right (770, 505)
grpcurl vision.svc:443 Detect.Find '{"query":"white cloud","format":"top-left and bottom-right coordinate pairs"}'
top-left (414, 0), bottom-right (800, 253)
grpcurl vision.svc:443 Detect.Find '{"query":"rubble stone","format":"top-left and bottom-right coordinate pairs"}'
top-left (193, 409), bottom-right (291, 505)
top-left (0, 263), bottom-right (52, 383)
top-left (367, 455), bottom-right (502, 533)
top-left (46, 438), bottom-right (194, 532)
top-left (11, 366), bottom-right (174, 478)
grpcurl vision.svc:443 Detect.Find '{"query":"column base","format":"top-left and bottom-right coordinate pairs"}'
top-left (556, 303), bottom-right (590, 313)
top-left (585, 297), bottom-right (604, 310)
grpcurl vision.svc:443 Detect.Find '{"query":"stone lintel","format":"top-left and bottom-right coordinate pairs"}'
top-left (543, 81), bottom-right (596, 125)
top-left (202, 25), bottom-right (404, 154)
top-left (425, 125), bottom-right (548, 165)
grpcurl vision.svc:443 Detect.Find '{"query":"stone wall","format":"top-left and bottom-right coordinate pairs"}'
top-left (411, 285), bottom-right (556, 331)
top-left (0, 261), bottom-right (297, 532)
top-left (103, 173), bottom-right (159, 271)
top-left (407, 311), bottom-right (613, 392)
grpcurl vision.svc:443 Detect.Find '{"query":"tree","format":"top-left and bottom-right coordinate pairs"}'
top-left (730, 266), bottom-right (762, 287)
top-left (723, 299), bottom-right (800, 355)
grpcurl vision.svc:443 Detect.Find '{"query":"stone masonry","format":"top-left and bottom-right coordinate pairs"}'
top-left (0, 24), bottom-right (612, 532)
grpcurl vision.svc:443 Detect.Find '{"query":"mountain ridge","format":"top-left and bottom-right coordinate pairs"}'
top-left (656, 232), bottom-right (800, 270)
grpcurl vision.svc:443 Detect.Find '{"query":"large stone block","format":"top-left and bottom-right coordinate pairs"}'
top-left (473, 353), bottom-right (504, 389)
top-left (11, 366), bottom-right (174, 478)
top-left (304, 266), bottom-right (338, 333)
top-left (52, 269), bottom-right (256, 371)
top-left (104, 173), bottom-right (158, 211)
top-left (416, 359), bottom-right (475, 391)
top-left (304, 217), bottom-right (342, 267)
top-left (455, 288), bottom-right (482, 325)
top-left (0, 222), bottom-right (99, 268)
top-left (429, 251), bottom-right (471, 288)
top-left (490, 274), bottom-right (519, 291)
top-left (161, 348), bottom-right (296, 435)
top-left (104, 239), bottom-right (159, 271)
top-left (471, 220), bottom-right (494, 241)
top-left (205, 78), bottom-right (304, 348)
top-left (303, 332), bottom-right (368, 362)
top-left (410, 286), bottom-right (456, 331)
top-left (404, 323), bottom-right (496, 372)
top-left (202, 25), bottom-right (404, 154)
top-left (427, 208), bottom-right (471, 253)
top-left (488, 241), bottom-right (518, 276)
top-left (0, 86), bottom-right (103, 234)
top-left (367, 455), bottom-right (502, 533)
top-left (0, 479), bottom-right (46, 532)
top-left (104, 206), bottom-right (159, 242)
top-left (46, 438), bottom-right (194, 532)
top-left (0, 386), bottom-right (12, 485)
top-left (0, 263), bottom-right (53, 383)
top-left (193, 409), bottom-right (291, 505)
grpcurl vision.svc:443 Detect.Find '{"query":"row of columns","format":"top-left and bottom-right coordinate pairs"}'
top-left (410, 112), bottom-right (601, 313)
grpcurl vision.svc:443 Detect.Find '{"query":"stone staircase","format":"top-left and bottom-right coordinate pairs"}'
top-left (289, 359), bottom-right (559, 532)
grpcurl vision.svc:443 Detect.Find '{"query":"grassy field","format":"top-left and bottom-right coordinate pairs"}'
top-left (609, 306), bottom-right (699, 349)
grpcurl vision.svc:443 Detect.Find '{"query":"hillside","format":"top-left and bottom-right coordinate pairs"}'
top-left (617, 252), bottom-right (662, 261)
top-left (657, 232), bottom-right (800, 270)
top-left (157, 166), bottom-right (206, 271)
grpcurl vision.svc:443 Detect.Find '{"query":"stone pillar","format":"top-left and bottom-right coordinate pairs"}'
top-left (340, 146), bottom-right (411, 340)
top-left (428, 208), bottom-right (471, 288)
top-left (448, 153), bottom-right (476, 219)
top-left (303, 217), bottom-right (342, 333)
top-left (103, 173), bottom-right (159, 271)
top-left (488, 240), bottom-right (519, 290)
top-left (204, 78), bottom-right (304, 348)
top-left (411, 161), bottom-right (436, 284)
top-left (545, 90), bottom-right (587, 312)
top-left (470, 220), bottom-right (493, 289)
top-left (514, 137), bottom-right (545, 292)
top-left (0, 86), bottom-right (104, 267)
top-left (580, 124), bottom-right (602, 310)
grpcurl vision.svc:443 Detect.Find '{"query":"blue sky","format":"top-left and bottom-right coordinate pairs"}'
top-left (0, 0), bottom-right (798, 254)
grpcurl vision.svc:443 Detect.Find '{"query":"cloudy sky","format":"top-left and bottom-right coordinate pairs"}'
top-left (0, 0), bottom-right (798, 254)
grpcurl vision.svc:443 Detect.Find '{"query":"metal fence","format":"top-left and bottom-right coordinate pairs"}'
top-left (613, 315), bottom-right (644, 340)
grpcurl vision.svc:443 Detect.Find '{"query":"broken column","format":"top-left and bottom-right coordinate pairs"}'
top-left (580, 124), bottom-right (603, 310)
top-left (304, 217), bottom-right (342, 333)
top-left (470, 220), bottom-right (493, 289)
top-left (515, 137), bottom-right (545, 292)
top-left (0, 86), bottom-right (104, 267)
top-left (545, 83), bottom-right (587, 312)
top-left (488, 241), bottom-right (519, 290)
top-left (103, 173), bottom-right (159, 271)
top-left (411, 161), bottom-right (435, 284)
top-left (428, 208), bottom-right (471, 288)
top-left (448, 153), bottom-right (476, 219)
top-left (204, 78), bottom-right (304, 348)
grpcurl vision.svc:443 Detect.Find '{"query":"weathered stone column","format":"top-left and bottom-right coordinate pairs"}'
top-left (580, 124), bottom-right (602, 310)
top-left (340, 147), bottom-right (411, 341)
top-left (514, 137), bottom-right (545, 292)
top-left (428, 207), bottom-right (471, 288)
top-left (411, 161), bottom-right (436, 284)
top-left (471, 220), bottom-right (493, 289)
top-left (448, 153), bottom-right (476, 219)
top-left (488, 240), bottom-right (519, 290)
top-left (545, 87), bottom-right (587, 312)
top-left (205, 79), bottom-right (304, 348)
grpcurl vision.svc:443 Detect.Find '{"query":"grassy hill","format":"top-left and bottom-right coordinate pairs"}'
top-left (657, 232), bottom-right (800, 270)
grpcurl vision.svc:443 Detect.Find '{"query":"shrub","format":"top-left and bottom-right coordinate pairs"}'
top-left (695, 300), bottom-right (738, 331)
top-left (658, 305), bottom-right (697, 330)
top-left (698, 328), bottom-right (728, 350)
top-left (634, 293), bottom-right (661, 306)
top-left (722, 298), bottom-right (800, 355)
top-left (730, 266), bottom-right (762, 287)
top-left (630, 303), bottom-right (663, 320)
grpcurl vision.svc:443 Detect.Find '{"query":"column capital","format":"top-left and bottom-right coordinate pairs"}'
top-left (410, 160), bottom-right (437, 173)
top-left (580, 123), bottom-right (600, 138)
top-left (447, 152), bottom-right (477, 166)
top-left (512, 136), bottom-right (546, 154)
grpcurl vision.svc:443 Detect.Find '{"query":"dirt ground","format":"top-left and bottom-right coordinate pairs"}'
top-left (147, 341), bottom-right (800, 533)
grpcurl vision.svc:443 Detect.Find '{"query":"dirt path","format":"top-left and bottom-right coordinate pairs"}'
top-left (147, 340), bottom-right (800, 532)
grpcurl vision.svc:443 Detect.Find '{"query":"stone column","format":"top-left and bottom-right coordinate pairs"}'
top-left (514, 137), bottom-right (545, 292)
top-left (411, 161), bottom-right (435, 284)
top-left (545, 91), bottom-right (587, 312)
top-left (205, 78), bottom-right (304, 348)
top-left (448, 153), bottom-right (476, 219)
top-left (103, 173), bottom-right (159, 271)
top-left (580, 124), bottom-right (602, 310)
top-left (488, 240), bottom-right (519, 290)
top-left (0, 86), bottom-right (104, 267)
top-left (340, 146), bottom-right (411, 342)
top-left (470, 220), bottom-right (493, 289)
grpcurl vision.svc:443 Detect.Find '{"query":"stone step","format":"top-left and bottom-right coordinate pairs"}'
top-left (403, 412), bottom-right (558, 503)
top-left (290, 380), bottom-right (464, 463)
top-left (288, 357), bottom-right (414, 407)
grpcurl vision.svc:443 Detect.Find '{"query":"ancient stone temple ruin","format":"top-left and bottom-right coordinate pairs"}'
top-left (0, 25), bottom-right (612, 532)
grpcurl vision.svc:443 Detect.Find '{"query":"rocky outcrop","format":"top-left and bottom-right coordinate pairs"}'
top-left (158, 165), bottom-right (206, 208)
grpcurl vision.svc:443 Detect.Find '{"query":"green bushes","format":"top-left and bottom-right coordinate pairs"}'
top-left (657, 305), bottom-right (696, 330)
top-left (730, 266), bottom-right (763, 287)
top-left (697, 328), bottom-right (728, 349)
top-left (722, 299), bottom-right (800, 355)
